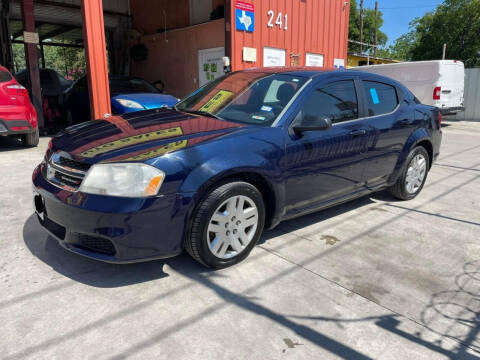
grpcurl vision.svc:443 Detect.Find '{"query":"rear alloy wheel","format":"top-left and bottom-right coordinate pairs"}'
top-left (186, 181), bottom-right (265, 268)
top-left (22, 127), bottom-right (39, 147)
top-left (405, 154), bottom-right (427, 194)
top-left (389, 146), bottom-right (430, 200)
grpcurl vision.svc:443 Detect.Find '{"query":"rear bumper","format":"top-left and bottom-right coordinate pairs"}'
top-left (32, 163), bottom-right (196, 263)
top-left (0, 119), bottom-right (35, 136)
top-left (439, 106), bottom-right (464, 115)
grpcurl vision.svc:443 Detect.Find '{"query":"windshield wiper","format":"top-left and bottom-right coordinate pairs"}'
top-left (180, 109), bottom-right (223, 120)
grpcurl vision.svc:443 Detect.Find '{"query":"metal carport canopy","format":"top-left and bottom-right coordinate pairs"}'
top-left (4, 0), bottom-right (131, 123)
top-left (6, 0), bottom-right (129, 29)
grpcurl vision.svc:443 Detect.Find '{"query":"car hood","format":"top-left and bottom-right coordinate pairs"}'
top-left (112, 93), bottom-right (179, 108)
top-left (52, 108), bottom-right (245, 164)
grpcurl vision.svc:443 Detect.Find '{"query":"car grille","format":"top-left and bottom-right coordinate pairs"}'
top-left (75, 234), bottom-right (116, 256)
top-left (55, 156), bottom-right (91, 172)
top-left (53, 171), bottom-right (83, 188)
top-left (46, 153), bottom-right (90, 191)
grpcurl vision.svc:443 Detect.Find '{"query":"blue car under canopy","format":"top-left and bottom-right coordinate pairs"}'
top-left (64, 75), bottom-right (179, 124)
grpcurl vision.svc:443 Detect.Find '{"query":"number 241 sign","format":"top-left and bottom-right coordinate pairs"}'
top-left (267, 10), bottom-right (288, 30)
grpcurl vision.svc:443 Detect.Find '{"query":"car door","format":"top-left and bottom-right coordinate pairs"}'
top-left (282, 78), bottom-right (370, 215)
top-left (358, 79), bottom-right (415, 188)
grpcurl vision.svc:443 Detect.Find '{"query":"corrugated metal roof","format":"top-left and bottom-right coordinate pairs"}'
top-left (8, 0), bottom-right (129, 28)
top-left (4, 0), bottom-right (129, 15)
top-left (10, 20), bottom-right (84, 42)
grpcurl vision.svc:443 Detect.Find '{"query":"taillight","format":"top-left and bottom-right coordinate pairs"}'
top-left (433, 86), bottom-right (441, 100)
top-left (6, 84), bottom-right (29, 97)
top-left (438, 112), bottom-right (443, 127)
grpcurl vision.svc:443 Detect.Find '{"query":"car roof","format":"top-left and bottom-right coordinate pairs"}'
top-left (241, 67), bottom-right (336, 78)
top-left (239, 67), bottom-right (393, 80)
top-left (242, 67), bottom-right (404, 86)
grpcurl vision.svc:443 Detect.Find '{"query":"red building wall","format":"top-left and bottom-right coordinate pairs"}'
top-left (130, 0), bottom-right (191, 34)
top-left (230, 0), bottom-right (350, 70)
top-left (130, 0), bottom-right (350, 98)
top-left (131, 20), bottom-right (225, 98)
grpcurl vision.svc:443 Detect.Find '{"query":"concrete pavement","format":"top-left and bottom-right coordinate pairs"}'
top-left (0, 121), bottom-right (479, 359)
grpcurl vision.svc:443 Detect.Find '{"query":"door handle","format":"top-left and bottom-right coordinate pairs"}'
top-left (349, 129), bottom-right (366, 136)
top-left (398, 119), bottom-right (412, 125)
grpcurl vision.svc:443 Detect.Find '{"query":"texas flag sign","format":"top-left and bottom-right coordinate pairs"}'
top-left (235, 1), bottom-right (255, 32)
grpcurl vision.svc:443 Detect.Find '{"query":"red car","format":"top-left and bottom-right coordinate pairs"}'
top-left (0, 65), bottom-right (39, 146)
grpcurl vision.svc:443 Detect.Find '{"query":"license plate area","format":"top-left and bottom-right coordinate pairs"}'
top-left (33, 191), bottom-right (45, 220)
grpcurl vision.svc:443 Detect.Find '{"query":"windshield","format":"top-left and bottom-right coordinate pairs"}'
top-left (176, 72), bottom-right (308, 126)
top-left (110, 77), bottom-right (158, 94)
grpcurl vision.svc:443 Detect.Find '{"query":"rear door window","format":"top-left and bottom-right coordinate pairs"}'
top-left (364, 81), bottom-right (399, 116)
top-left (0, 69), bottom-right (12, 82)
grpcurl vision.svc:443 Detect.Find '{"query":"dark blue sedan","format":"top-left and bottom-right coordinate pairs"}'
top-left (33, 68), bottom-right (442, 268)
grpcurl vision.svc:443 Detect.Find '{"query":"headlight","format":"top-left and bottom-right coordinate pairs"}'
top-left (79, 163), bottom-right (165, 197)
top-left (116, 98), bottom-right (144, 109)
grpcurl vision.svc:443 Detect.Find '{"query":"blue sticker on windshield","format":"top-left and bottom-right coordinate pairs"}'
top-left (370, 88), bottom-right (380, 104)
top-left (260, 105), bottom-right (272, 112)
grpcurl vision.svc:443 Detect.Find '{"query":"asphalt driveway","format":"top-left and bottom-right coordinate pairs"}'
top-left (1, 121), bottom-right (479, 359)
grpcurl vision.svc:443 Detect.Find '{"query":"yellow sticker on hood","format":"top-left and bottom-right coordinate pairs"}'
top-left (116, 140), bottom-right (188, 162)
top-left (80, 127), bottom-right (183, 158)
top-left (198, 90), bottom-right (233, 113)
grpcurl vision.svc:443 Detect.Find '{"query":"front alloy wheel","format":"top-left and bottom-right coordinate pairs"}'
top-left (185, 181), bottom-right (265, 268)
top-left (207, 195), bottom-right (259, 259)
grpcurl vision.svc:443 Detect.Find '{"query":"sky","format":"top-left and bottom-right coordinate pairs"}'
top-left (361, 0), bottom-right (445, 46)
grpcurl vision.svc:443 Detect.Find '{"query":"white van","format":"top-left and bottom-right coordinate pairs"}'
top-left (354, 60), bottom-right (465, 114)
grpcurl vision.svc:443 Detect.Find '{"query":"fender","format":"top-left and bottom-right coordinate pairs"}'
top-left (388, 128), bottom-right (432, 184)
top-left (179, 154), bottom-right (285, 229)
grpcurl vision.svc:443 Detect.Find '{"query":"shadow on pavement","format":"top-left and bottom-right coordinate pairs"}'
top-left (288, 260), bottom-right (480, 359)
top-left (0, 135), bottom-right (50, 152)
top-left (23, 214), bottom-right (211, 288)
top-left (0, 135), bottom-right (24, 150)
top-left (259, 194), bottom-right (376, 245)
top-left (20, 209), bottom-right (480, 358)
top-left (24, 192), bottom-right (378, 288)
top-left (377, 259), bottom-right (480, 359)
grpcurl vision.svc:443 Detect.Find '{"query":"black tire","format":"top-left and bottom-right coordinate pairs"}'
top-left (185, 181), bottom-right (266, 268)
top-left (22, 127), bottom-right (39, 147)
top-left (389, 146), bottom-right (430, 200)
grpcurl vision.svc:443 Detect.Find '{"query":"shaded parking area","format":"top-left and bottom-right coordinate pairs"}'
top-left (1, 121), bottom-right (479, 359)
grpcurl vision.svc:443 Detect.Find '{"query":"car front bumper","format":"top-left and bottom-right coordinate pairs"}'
top-left (32, 163), bottom-right (195, 263)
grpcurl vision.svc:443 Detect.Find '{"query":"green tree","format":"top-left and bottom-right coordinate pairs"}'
top-left (12, 40), bottom-right (85, 78)
top-left (42, 43), bottom-right (86, 79)
top-left (377, 31), bottom-right (420, 61)
top-left (389, 0), bottom-right (480, 67)
top-left (12, 43), bottom-right (26, 72)
top-left (348, 0), bottom-right (388, 53)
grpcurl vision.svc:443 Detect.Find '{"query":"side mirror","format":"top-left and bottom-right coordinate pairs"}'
top-left (293, 117), bottom-right (332, 136)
